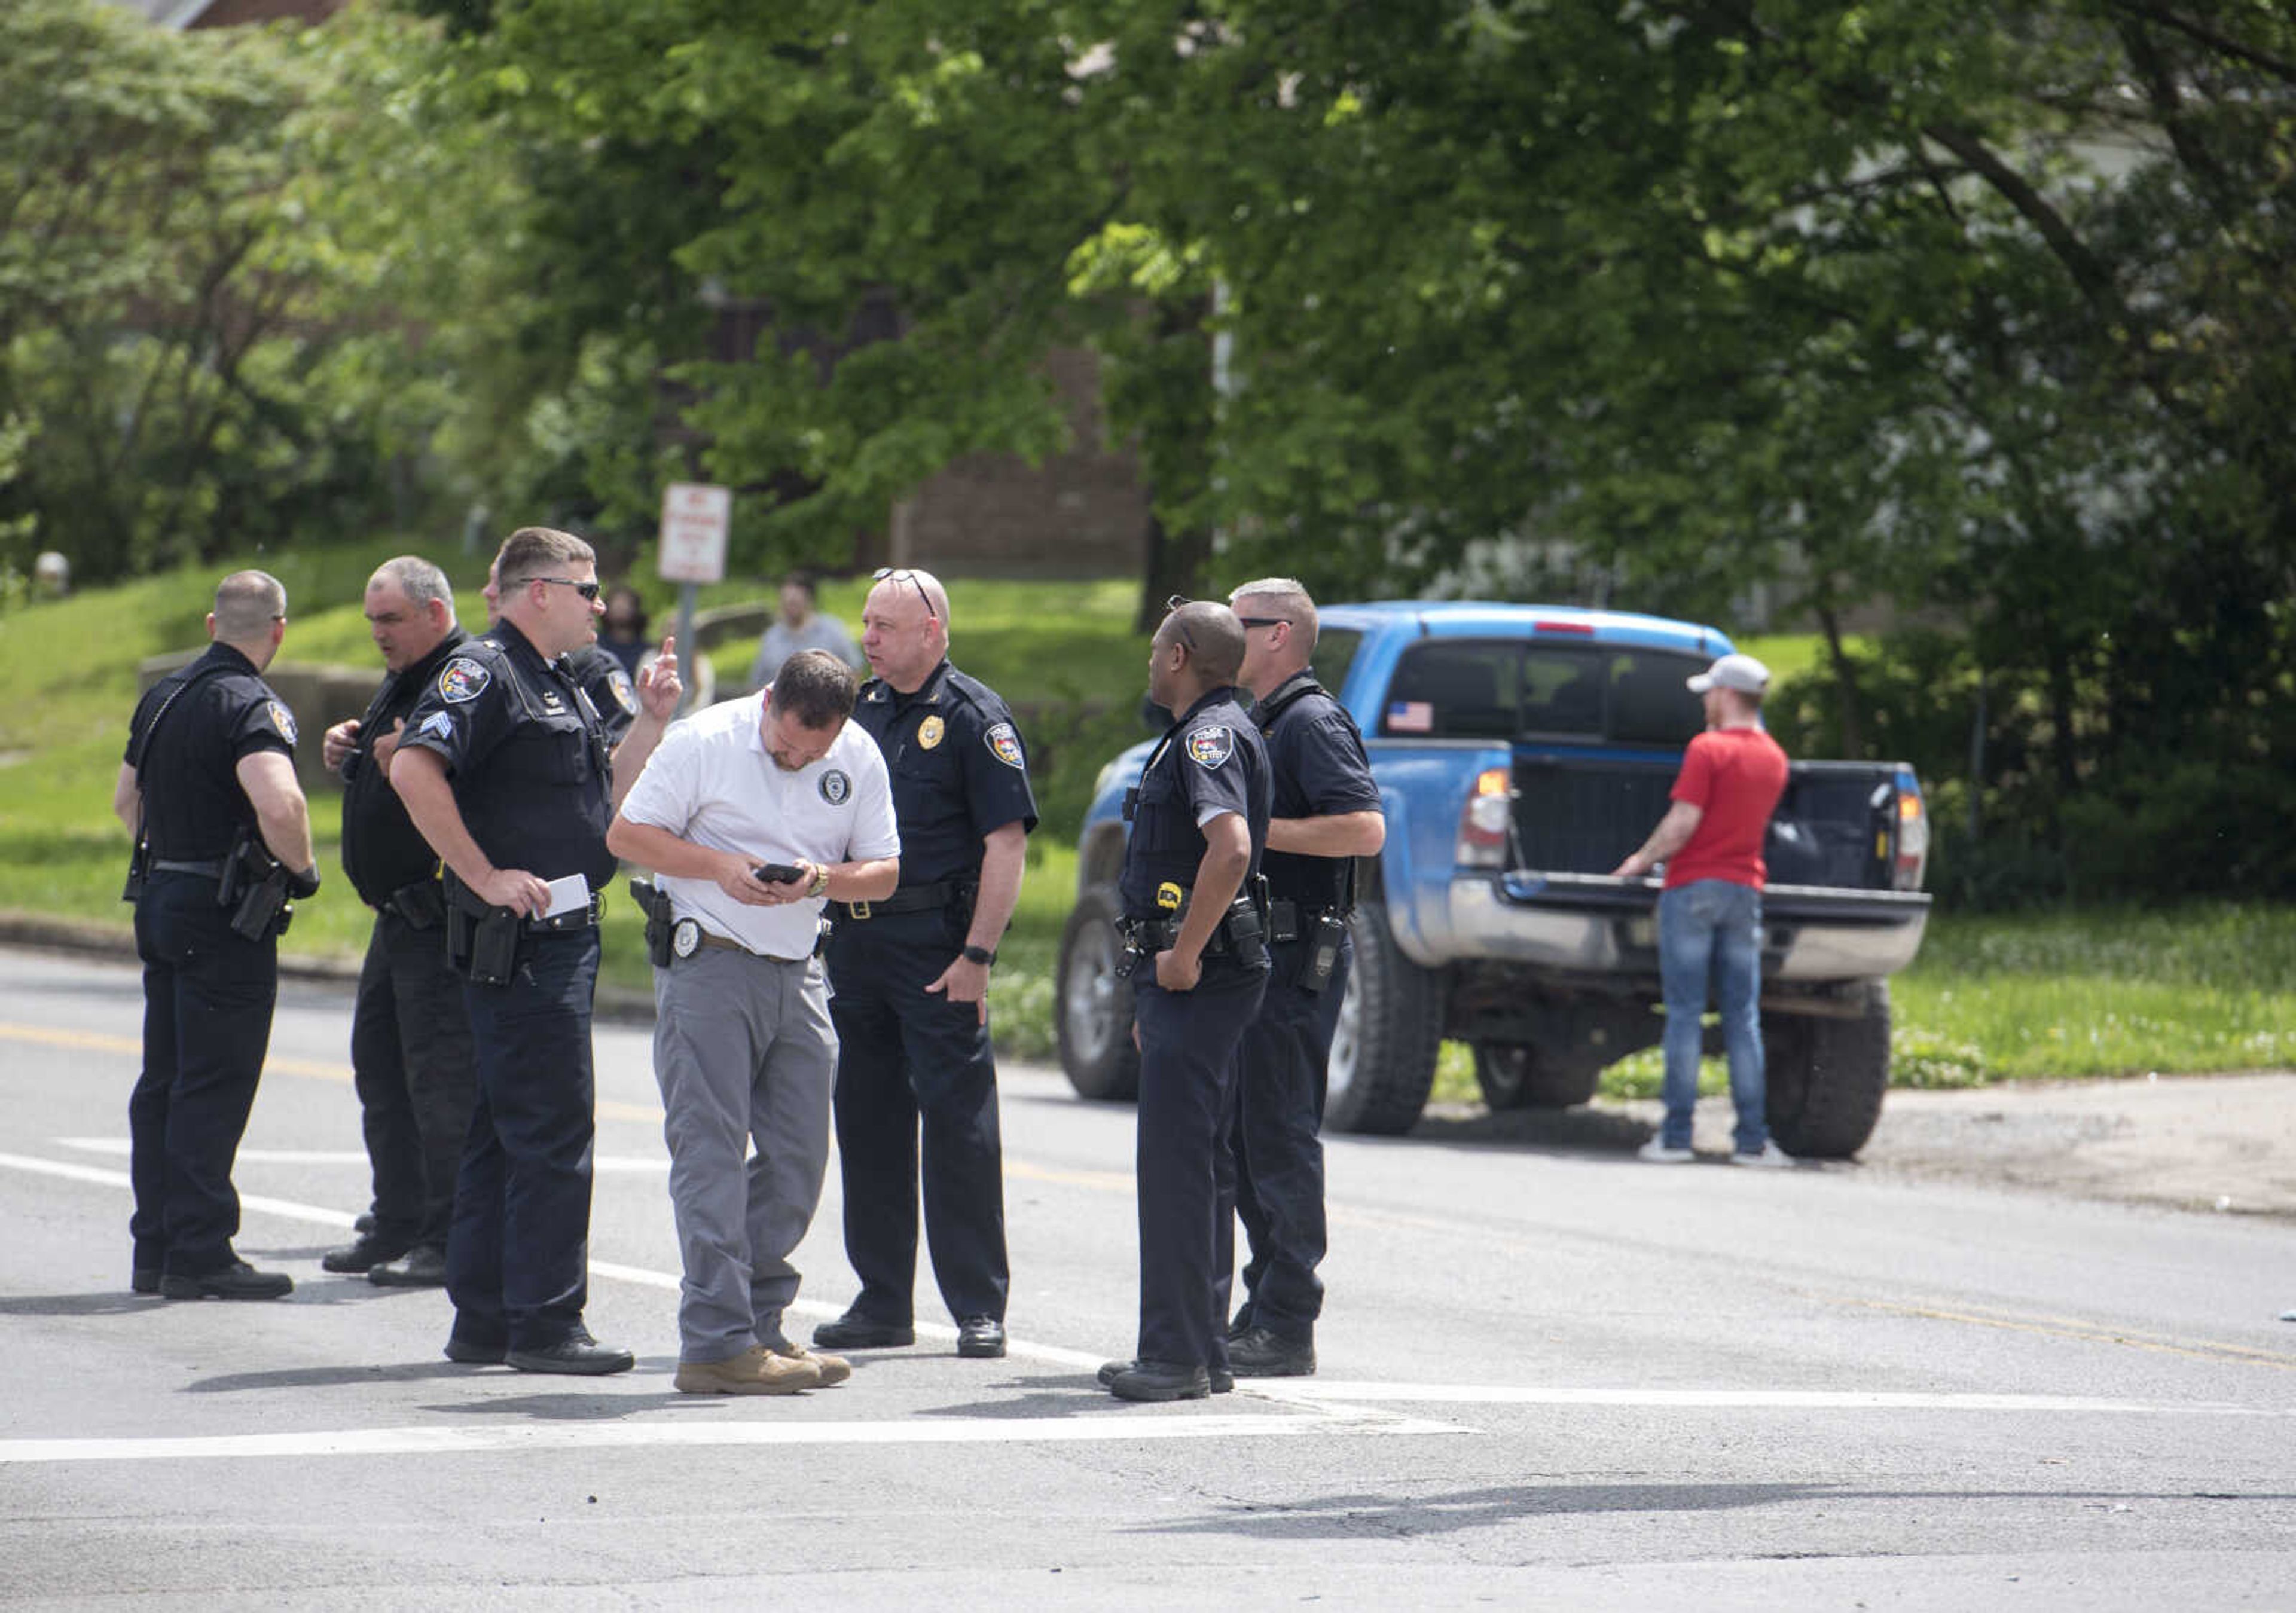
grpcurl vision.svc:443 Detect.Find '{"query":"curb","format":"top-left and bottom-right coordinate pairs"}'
top-left (0, 909), bottom-right (661, 1024)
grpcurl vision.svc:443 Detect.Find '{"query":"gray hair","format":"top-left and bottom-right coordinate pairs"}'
top-left (1227, 576), bottom-right (1319, 653)
top-left (371, 555), bottom-right (456, 618)
top-left (212, 570), bottom-right (286, 642)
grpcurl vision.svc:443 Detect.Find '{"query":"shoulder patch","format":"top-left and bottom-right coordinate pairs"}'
top-left (606, 665), bottom-right (637, 715)
top-left (439, 658), bottom-right (491, 705)
top-left (985, 721), bottom-right (1025, 770)
top-left (265, 699), bottom-right (298, 744)
top-left (1186, 724), bottom-right (1234, 770)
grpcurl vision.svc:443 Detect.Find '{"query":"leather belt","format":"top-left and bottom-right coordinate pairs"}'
top-left (834, 879), bottom-right (955, 921)
top-left (696, 930), bottom-right (808, 965)
top-left (149, 859), bottom-right (227, 879)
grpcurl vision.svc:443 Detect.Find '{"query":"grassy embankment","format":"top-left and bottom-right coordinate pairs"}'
top-left (2, 546), bottom-right (2288, 1089)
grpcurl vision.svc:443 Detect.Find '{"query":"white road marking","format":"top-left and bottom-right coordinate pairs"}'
top-left (0, 1405), bottom-right (1463, 1467)
top-left (1250, 1381), bottom-right (2296, 1416)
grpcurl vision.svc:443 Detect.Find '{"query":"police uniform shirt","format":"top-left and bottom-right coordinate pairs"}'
top-left (395, 618), bottom-right (618, 889)
top-left (853, 659), bottom-right (1038, 887)
top-left (1118, 687), bottom-right (1271, 924)
top-left (568, 641), bottom-right (639, 747)
top-left (618, 691), bottom-right (900, 957)
top-left (1256, 670), bottom-right (1380, 911)
top-left (339, 627), bottom-right (469, 909)
top-left (123, 644), bottom-right (297, 860)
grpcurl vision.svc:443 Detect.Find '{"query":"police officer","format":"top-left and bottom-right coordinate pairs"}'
top-left (483, 555), bottom-right (640, 747)
top-left (390, 527), bottom-right (676, 1374)
top-left (1097, 600), bottom-right (1272, 1402)
top-left (814, 567), bottom-right (1037, 1361)
top-left (1220, 578), bottom-right (1384, 1377)
top-left (111, 570), bottom-right (321, 1300)
top-left (316, 557), bottom-right (478, 1287)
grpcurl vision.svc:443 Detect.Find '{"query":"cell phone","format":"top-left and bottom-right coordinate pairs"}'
top-left (753, 863), bottom-right (805, 884)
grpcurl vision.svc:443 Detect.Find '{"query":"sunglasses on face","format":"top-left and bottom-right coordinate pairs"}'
top-left (530, 576), bottom-right (602, 602)
top-left (873, 567), bottom-right (937, 621)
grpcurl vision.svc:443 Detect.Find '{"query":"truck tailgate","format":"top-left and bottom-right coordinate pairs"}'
top-left (1444, 870), bottom-right (1932, 983)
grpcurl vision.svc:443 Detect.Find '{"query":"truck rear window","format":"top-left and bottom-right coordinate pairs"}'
top-left (1380, 640), bottom-right (1711, 746)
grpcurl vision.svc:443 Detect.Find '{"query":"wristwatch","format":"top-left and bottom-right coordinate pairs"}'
top-left (806, 866), bottom-right (831, 899)
top-left (960, 944), bottom-right (997, 967)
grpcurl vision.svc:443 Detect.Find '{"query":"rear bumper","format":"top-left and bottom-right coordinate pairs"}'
top-left (1434, 872), bottom-right (1930, 983)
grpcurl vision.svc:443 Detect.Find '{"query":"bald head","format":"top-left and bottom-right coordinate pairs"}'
top-left (859, 566), bottom-right (952, 694)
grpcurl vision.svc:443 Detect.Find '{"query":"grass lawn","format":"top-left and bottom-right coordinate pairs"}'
top-left (3, 545), bottom-right (2279, 1090)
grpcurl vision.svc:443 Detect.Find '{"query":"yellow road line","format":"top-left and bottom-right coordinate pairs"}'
top-left (0, 1022), bottom-right (664, 1125)
top-left (1812, 1292), bottom-right (2296, 1373)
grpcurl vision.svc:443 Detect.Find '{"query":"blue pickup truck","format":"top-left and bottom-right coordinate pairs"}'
top-left (1054, 601), bottom-right (1934, 1158)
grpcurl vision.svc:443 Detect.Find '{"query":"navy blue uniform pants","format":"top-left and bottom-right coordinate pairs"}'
top-left (447, 929), bottom-right (598, 1351)
top-left (130, 871), bottom-right (279, 1278)
top-left (350, 909), bottom-right (477, 1252)
top-left (826, 908), bottom-right (1009, 1325)
top-left (1134, 961), bottom-right (1268, 1370)
top-left (1226, 934), bottom-right (1352, 1342)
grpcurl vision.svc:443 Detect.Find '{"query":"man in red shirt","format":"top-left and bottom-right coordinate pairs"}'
top-left (1613, 653), bottom-right (1792, 1166)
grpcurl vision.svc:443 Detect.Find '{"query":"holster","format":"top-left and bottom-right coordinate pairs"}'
top-left (386, 876), bottom-right (447, 931)
top-left (222, 832), bottom-right (292, 942)
top-left (629, 877), bottom-right (675, 969)
top-left (442, 870), bottom-right (521, 986)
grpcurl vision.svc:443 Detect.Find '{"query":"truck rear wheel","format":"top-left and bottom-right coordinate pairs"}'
top-left (1326, 902), bottom-right (1443, 1135)
top-left (1763, 981), bottom-right (1891, 1159)
top-left (1472, 1044), bottom-right (1601, 1110)
top-left (1057, 884), bottom-right (1140, 1101)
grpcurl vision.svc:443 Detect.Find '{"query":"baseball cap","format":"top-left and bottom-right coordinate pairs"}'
top-left (1687, 652), bottom-right (1770, 696)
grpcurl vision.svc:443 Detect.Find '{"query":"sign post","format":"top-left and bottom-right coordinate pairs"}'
top-left (657, 482), bottom-right (731, 713)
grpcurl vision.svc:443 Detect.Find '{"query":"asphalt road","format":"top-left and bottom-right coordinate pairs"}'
top-left (3, 944), bottom-right (2293, 1609)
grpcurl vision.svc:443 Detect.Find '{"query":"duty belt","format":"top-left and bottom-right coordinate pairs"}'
top-left (1266, 899), bottom-right (1349, 944)
top-left (148, 858), bottom-right (228, 879)
top-left (834, 879), bottom-right (957, 922)
top-left (1121, 915), bottom-right (1245, 957)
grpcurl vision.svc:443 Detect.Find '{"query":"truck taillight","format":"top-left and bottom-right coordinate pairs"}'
top-left (1892, 783), bottom-right (1928, 891)
top-left (1457, 767), bottom-right (1514, 869)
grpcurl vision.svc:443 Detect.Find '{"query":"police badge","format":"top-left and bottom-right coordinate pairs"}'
top-left (918, 715), bottom-right (945, 749)
top-left (819, 769), bottom-right (851, 805)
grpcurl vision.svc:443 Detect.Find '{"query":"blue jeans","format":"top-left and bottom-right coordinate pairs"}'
top-left (1657, 880), bottom-right (1767, 1153)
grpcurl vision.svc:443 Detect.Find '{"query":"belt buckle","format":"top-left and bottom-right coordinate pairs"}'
top-left (849, 900), bottom-right (871, 920)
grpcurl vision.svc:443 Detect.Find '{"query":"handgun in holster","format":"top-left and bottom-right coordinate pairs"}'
top-left (1223, 888), bottom-right (1269, 971)
top-left (442, 871), bottom-right (520, 986)
top-left (629, 877), bottom-right (674, 969)
top-left (220, 831), bottom-right (294, 942)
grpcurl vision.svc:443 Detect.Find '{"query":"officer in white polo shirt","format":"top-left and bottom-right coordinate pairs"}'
top-left (606, 650), bottom-right (900, 1396)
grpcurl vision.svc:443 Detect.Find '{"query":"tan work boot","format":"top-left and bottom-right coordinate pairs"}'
top-left (674, 1345), bottom-right (821, 1396)
top-left (770, 1343), bottom-right (851, 1386)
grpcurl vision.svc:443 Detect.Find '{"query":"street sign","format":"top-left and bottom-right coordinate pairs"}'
top-left (657, 482), bottom-right (731, 584)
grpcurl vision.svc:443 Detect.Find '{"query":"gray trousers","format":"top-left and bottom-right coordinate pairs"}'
top-left (652, 948), bottom-right (837, 1364)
